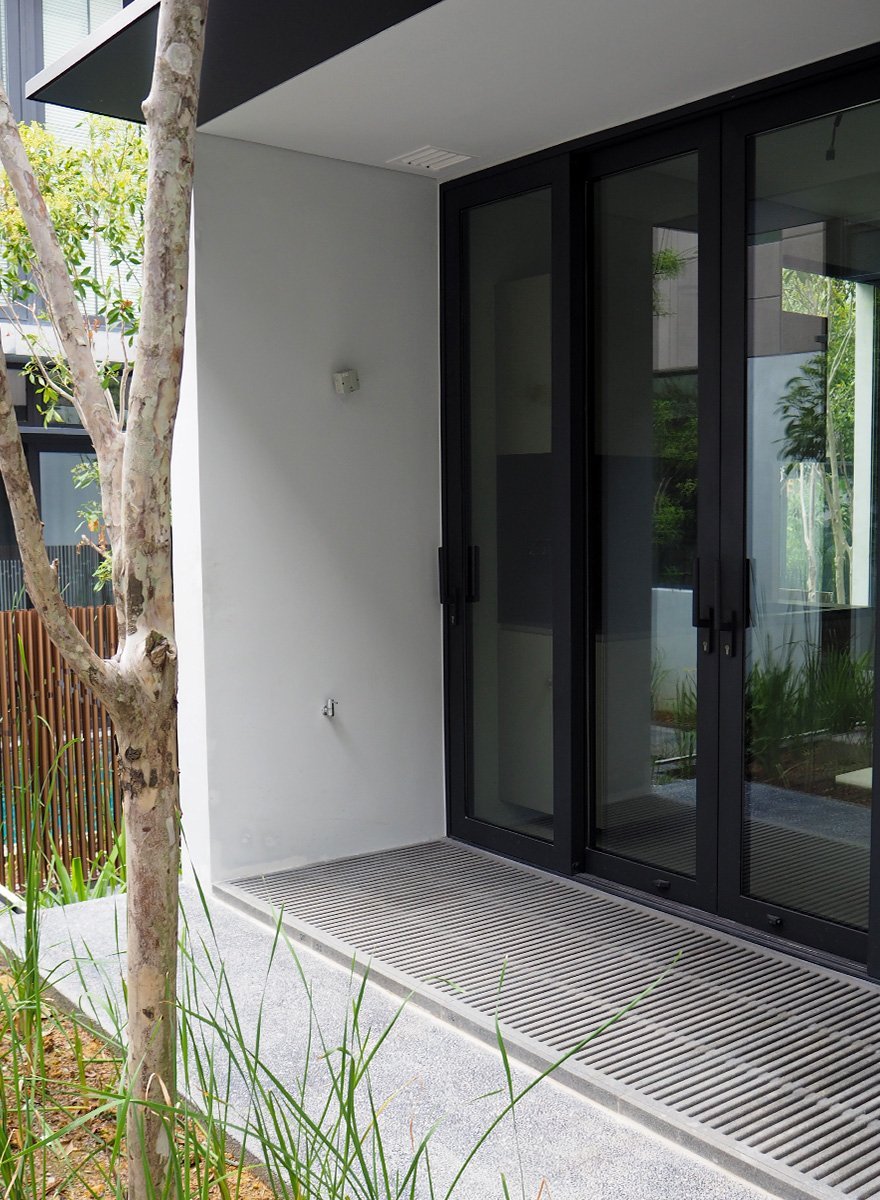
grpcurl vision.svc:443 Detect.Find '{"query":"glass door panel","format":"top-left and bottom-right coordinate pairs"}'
top-left (593, 152), bottom-right (701, 877)
top-left (744, 100), bottom-right (880, 930)
top-left (444, 78), bottom-right (880, 967)
top-left (466, 188), bottom-right (555, 839)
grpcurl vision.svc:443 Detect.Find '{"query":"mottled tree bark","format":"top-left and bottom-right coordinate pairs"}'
top-left (118, 712), bottom-right (181, 1196)
top-left (0, 1), bottom-right (208, 1196)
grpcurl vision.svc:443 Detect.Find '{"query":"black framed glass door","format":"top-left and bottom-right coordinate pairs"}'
top-left (716, 76), bottom-right (880, 964)
top-left (442, 158), bottom-right (575, 874)
top-left (442, 57), bottom-right (880, 974)
top-left (581, 123), bottom-right (721, 911)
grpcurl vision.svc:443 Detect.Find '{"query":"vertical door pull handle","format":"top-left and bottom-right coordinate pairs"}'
top-left (438, 547), bottom-right (460, 626)
top-left (713, 560), bottom-right (737, 657)
top-left (717, 559), bottom-right (754, 657)
top-left (692, 557), bottom-right (714, 654)
top-left (438, 547), bottom-right (448, 604)
top-left (466, 545), bottom-right (481, 603)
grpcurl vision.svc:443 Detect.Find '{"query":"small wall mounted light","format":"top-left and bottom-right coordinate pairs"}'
top-left (333, 369), bottom-right (360, 395)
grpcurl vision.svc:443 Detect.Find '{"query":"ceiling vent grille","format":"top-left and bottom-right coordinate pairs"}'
top-left (386, 145), bottom-right (473, 172)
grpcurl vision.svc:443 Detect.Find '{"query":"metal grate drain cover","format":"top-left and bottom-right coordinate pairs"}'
top-left (220, 840), bottom-right (880, 1200)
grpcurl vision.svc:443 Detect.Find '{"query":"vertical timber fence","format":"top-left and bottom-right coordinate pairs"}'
top-left (0, 606), bottom-right (118, 890)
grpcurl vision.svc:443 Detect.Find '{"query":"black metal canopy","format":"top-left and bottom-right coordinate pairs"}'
top-left (27, 0), bottom-right (443, 125)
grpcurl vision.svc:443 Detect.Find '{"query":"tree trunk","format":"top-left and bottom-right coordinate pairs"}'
top-left (0, 3), bottom-right (207, 1195)
top-left (824, 407), bottom-right (850, 604)
top-left (117, 697), bottom-right (180, 1196)
top-left (797, 462), bottom-right (819, 602)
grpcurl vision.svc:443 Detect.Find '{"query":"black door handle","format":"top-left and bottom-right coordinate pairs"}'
top-left (438, 547), bottom-right (460, 626)
top-left (716, 561), bottom-right (736, 658)
top-left (466, 545), bottom-right (480, 603)
top-left (718, 559), bottom-right (753, 658)
top-left (719, 611), bottom-right (737, 658)
top-left (692, 557), bottom-right (714, 654)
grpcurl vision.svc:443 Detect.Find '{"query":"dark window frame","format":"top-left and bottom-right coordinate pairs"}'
top-left (0, 361), bottom-right (110, 608)
top-left (440, 41), bottom-right (880, 978)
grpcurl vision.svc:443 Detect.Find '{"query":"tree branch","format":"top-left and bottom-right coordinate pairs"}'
top-left (0, 84), bottom-right (121, 452)
top-left (0, 347), bottom-right (123, 715)
top-left (0, 304), bottom-right (78, 403)
top-left (0, 82), bottom-right (125, 559)
top-left (130, 0), bottom-right (207, 435)
top-left (120, 0), bottom-right (208, 641)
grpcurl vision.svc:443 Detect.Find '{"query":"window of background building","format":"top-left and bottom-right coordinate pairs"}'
top-left (0, 0), bottom-right (127, 611)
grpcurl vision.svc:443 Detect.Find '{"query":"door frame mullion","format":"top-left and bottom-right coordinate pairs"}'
top-left (869, 281), bottom-right (880, 978)
top-left (715, 100), bottom-right (749, 929)
top-left (551, 152), bottom-right (583, 875)
top-left (695, 117), bottom-right (724, 916)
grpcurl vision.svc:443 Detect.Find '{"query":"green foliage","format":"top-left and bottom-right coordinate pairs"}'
top-left (0, 116), bottom-right (146, 376)
top-left (651, 246), bottom-right (689, 316)
top-left (39, 826), bottom-right (126, 908)
top-left (670, 672), bottom-right (697, 771)
top-left (650, 649), bottom-right (669, 717)
top-left (71, 457), bottom-right (113, 588)
top-left (70, 458), bottom-right (100, 491)
top-left (777, 273), bottom-right (858, 603)
top-left (651, 240), bottom-right (698, 583)
top-left (746, 642), bottom-right (805, 780)
top-left (652, 247), bottom-right (687, 279)
top-left (0, 693), bottom-right (674, 1195)
top-left (0, 116), bottom-right (147, 587)
top-left (746, 638), bottom-right (874, 784)
top-left (801, 648), bottom-right (874, 739)
top-left (778, 355), bottom-right (830, 463)
top-left (653, 374), bottom-right (698, 584)
top-left (781, 273), bottom-right (856, 457)
top-left (0, 861), bottom-right (677, 1200)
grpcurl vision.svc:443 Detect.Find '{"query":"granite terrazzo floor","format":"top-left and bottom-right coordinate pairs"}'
top-left (6, 883), bottom-right (773, 1200)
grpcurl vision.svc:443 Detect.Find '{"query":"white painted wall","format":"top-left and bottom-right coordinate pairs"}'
top-left (179, 135), bottom-right (443, 881)
top-left (172, 236), bottom-right (213, 883)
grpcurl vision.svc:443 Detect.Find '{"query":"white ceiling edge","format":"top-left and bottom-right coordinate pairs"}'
top-left (200, 0), bottom-right (880, 181)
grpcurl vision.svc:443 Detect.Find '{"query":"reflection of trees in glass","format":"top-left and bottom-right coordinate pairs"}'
top-left (745, 639), bottom-right (872, 793)
top-left (652, 245), bottom-right (690, 316)
top-left (778, 273), bottom-right (855, 603)
top-left (653, 374), bottom-right (697, 585)
top-left (651, 233), bottom-right (698, 585)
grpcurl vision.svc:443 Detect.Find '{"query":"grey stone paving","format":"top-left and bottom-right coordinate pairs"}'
top-left (5, 886), bottom-right (772, 1200)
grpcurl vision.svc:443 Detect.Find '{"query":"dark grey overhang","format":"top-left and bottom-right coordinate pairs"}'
top-left (27, 0), bottom-right (444, 125)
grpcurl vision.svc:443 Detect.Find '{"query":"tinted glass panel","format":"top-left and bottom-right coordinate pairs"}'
top-left (467, 188), bottom-right (554, 839)
top-left (593, 153), bottom-right (700, 876)
top-left (744, 100), bottom-right (880, 929)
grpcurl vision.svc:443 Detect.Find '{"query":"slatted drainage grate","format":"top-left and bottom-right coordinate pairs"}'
top-left (219, 839), bottom-right (880, 1200)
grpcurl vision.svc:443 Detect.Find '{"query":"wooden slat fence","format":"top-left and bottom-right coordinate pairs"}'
top-left (0, 606), bottom-right (118, 890)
